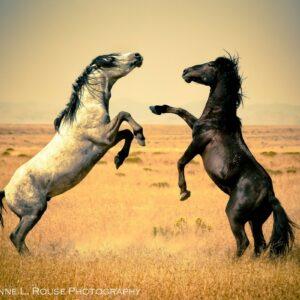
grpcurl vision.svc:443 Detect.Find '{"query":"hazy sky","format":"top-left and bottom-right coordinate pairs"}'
top-left (0, 0), bottom-right (299, 124)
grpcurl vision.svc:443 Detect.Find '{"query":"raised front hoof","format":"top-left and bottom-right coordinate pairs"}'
top-left (114, 155), bottom-right (125, 169)
top-left (137, 138), bottom-right (146, 146)
top-left (149, 106), bottom-right (162, 115)
top-left (180, 190), bottom-right (191, 201)
top-left (134, 132), bottom-right (146, 146)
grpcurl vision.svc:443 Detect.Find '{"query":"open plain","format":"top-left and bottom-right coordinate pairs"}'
top-left (0, 124), bottom-right (299, 299)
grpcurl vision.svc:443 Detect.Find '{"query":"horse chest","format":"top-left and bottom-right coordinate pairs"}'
top-left (202, 142), bottom-right (237, 177)
top-left (193, 128), bottom-right (214, 153)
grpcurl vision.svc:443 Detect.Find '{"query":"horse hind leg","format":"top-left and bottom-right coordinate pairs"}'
top-left (228, 220), bottom-right (249, 257)
top-left (249, 220), bottom-right (267, 257)
top-left (226, 196), bottom-right (250, 257)
top-left (9, 202), bottom-right (47, 255)
top-left (249, 204), bottom-right (272, 256)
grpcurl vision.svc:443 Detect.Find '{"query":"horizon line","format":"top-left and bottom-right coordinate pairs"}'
top-left (0, 123), bottom-right (299, 127)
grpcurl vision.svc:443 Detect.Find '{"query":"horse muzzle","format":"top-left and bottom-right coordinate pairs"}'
top-left (133, 53), bottom-right (143, 67)
top-left (182, 68), bottom-right (192, 83)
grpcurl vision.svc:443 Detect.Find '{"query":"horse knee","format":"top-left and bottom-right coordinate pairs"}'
top-left (124, 129), bottom-right (134, 140)
top-left (119, 111), bottom-right (131, 119)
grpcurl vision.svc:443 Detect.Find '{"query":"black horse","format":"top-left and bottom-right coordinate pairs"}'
top-left (150, 54), bottom-right (296, 257)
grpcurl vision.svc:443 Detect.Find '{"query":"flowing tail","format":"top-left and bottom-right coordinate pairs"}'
top-left (268, 196), bottom-right (297, 256)
top-left (0, 190), bottom-right (5, 227)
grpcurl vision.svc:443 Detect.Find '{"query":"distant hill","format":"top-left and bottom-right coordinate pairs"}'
top-left (238, 103), bottom-right (300, 125)
top-left (0, 100), bottom-right (299, 125)
top-left (0, 100), bottom-right (62, 124)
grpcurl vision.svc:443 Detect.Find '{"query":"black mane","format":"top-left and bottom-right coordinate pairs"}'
top-left (211, 53), bottom-right (244, 131)
top-left (54, 65), bottom-right (94, 131)
top-left (215, 53), bottom-right (243, 109)
top-left (54, 54), bottom-right (117, 131)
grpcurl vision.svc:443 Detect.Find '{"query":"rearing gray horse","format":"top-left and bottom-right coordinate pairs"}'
top-left (0, 52), bottom-right (145, 254)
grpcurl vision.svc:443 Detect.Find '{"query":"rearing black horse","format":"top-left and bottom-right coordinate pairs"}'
top-left (150, 54), bottom-right (296, 257)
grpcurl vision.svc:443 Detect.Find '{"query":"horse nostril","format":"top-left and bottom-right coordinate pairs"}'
top-left (183, 68), bottom-right (188, 75)
top-left (134, 53), bottom-right (143, 67)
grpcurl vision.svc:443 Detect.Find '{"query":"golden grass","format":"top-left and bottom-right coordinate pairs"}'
top-left (0, 124), bottom-right (299, 299)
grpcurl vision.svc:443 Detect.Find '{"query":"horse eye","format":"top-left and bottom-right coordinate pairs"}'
top-left (101, 57), bottom-right (115, 67)
top-left (208, 63), bottom-right (215, 67)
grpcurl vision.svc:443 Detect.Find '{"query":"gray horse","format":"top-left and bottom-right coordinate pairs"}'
top-left (0, 52), bottom-right (145, 254)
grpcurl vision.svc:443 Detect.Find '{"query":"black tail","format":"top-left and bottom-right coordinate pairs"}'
top-left (0, 190), bottom-right (5, 227)
top-left (269, 196), bottom-right (297, 256)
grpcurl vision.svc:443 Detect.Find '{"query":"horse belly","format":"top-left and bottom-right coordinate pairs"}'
top-left (47, 153), bottom-right (103, 197)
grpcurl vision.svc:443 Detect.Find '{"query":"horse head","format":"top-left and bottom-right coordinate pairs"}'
top-left (182, 54), bottom-right (240, 89)
top-left (90, 52), bottom-right (143, 81)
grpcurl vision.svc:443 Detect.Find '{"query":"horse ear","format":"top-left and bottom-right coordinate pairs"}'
top-left (215, 57), bottom-right (227, 70)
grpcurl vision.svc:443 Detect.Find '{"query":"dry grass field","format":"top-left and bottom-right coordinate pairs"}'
top-left (0, 124), bottom-right (299, 299)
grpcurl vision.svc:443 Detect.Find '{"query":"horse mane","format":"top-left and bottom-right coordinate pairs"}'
top-left (54, 54), bottom-right (117, 131)
top-left (211, 53), bottom-right (244, 131)
top-left (215, 52), bottom-right (244, 109)
top-left (54, 65), bottom-right (94, 131)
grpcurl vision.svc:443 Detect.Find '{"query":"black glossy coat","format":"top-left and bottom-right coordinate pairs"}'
top-left (150, 55), bottom-right (296, 257)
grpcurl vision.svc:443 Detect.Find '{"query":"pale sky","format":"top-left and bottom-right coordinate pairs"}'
top-left (0, 0), bottom-right (299, 124)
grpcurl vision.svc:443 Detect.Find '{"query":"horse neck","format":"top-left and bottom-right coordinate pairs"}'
top-left (80, 72), bottom-right (115, 113)
top-left (201, 79), bottom-right (238, 120)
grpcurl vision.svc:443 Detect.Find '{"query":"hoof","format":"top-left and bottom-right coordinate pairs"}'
top-left (149, 106), bottom-right (161, 115)
top-left (180, 190), bottom-right (191, 201)
top-left (137, 138), bottom-right (146, 146)
top-left (134, 132), bottom-right (146, 146)
top-left (19, 246), bottom-right (30, 256)
top-left (251, 252), bottom-right (261, 259)
top-left (114, 155), bottom-right (124, 169)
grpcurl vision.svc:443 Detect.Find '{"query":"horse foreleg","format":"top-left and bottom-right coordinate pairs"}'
top-left (177, 141), bottom-right (198, 201)
top-left (110, 129), bottom-right (134, 169)
top-left (150, 105), bottom-right (197, 129)
top-left (105, 111), bottom-right (145, 146)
